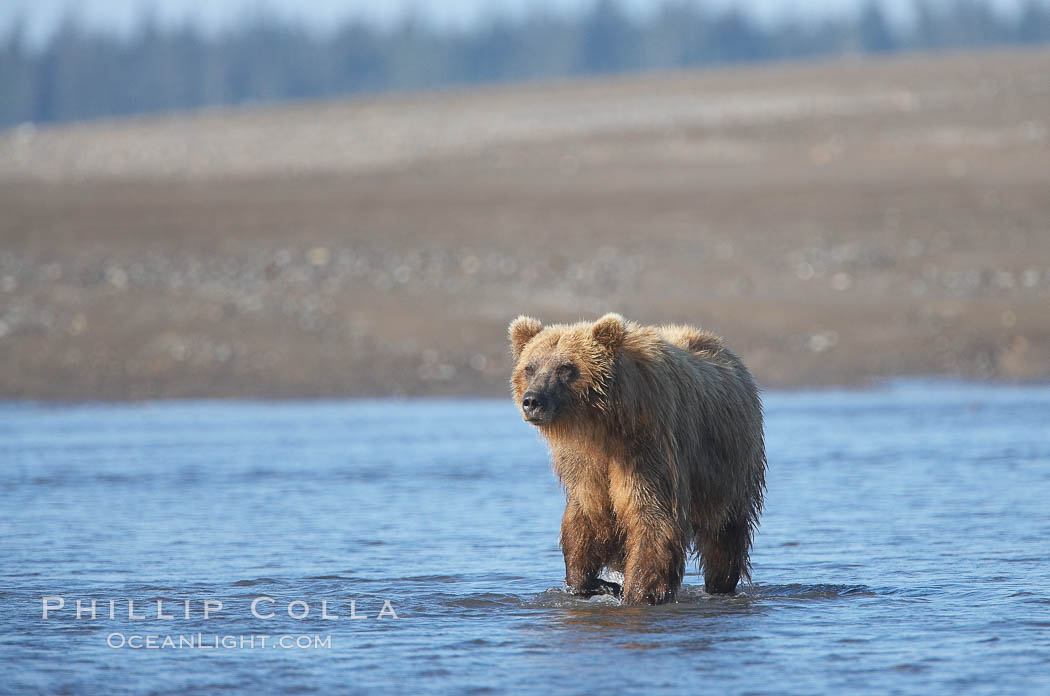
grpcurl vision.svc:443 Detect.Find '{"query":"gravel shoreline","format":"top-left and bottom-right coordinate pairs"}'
top-left (2, 49), bottom-right (1049, 399)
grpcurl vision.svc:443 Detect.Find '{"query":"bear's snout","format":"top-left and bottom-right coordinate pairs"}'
top-left (521, 391), bottom-right (552, 424)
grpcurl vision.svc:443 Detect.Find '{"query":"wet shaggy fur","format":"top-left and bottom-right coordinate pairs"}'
top-left (509, 313), bottom-right (766, 605)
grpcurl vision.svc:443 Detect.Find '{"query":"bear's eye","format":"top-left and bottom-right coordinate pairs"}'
top-left (556, 364), bottom-right (578, 381)
top-left (523, 364), bottom-right (536, 378)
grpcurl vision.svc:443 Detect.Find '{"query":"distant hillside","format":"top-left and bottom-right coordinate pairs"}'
top-left (2, 0), bottom-right (1050, 129)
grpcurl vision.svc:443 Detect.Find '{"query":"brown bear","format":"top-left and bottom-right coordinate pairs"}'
top-left (509, 313), bottom-right (766, 605)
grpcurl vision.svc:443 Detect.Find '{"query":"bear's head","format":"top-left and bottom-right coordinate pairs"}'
top-left (508, 313), bottom-right (626, 427)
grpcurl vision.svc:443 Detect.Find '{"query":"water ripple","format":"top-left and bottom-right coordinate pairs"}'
top-left (3, 388), bottom-right (1050, 694)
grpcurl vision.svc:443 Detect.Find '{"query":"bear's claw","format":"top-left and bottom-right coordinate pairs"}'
top-left (569, 578), bottom-right (623, 599)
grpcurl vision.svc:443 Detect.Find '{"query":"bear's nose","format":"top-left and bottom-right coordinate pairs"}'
top-left (521, 392), bottom-right (544, 416)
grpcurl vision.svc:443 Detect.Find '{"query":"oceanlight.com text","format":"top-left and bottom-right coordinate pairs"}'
top-left (105, 633), bottom-right (332, 650)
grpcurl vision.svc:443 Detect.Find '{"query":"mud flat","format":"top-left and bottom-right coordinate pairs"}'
top-left (1, 48), bottom-right (1049, 399)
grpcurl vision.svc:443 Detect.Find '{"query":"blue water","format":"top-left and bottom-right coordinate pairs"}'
top-left (2, 382), bottom-right (1050, 694)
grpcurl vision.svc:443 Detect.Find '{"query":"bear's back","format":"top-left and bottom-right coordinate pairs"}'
top-left (657, 324), bottom-right (730, 365)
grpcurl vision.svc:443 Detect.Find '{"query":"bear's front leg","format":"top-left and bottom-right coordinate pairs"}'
top-left (621, 515), bottom-right (685, 605)
top-left (560, 500), bottom-right (620, 598)
top-left (610, 459), bottom-right (686, 605)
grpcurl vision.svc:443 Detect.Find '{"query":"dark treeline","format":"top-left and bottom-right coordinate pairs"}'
top-left (2, 0), bottom-right (1049, 129)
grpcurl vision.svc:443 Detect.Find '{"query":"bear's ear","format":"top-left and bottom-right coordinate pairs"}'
top-left (509, 315), bottom-right (543, 359)
top-left (592, 312), bottom-right (626, 350)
